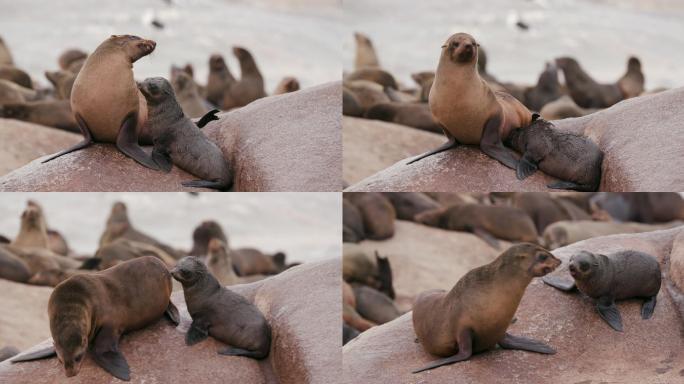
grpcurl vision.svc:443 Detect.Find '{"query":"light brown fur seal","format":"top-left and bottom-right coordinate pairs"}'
top-left (365, 102), bottom-right (442, 133)
top-left (411, 71), bottom-right (435, 102)
top-left (230, 247), bottom-right (286, 276)
top-left (0, 246), bottom-right (32, 283)
top-left (344, 192), bottom-right (396, 241)
top-left (0, 100), bottom-right (79, 132)
top-left (556, 57), bottom-right (623, 109)
top-left (539, 95), bottom-right (598, 120)
top-left (171, 256), bottom-right (271, 359)
top-left (206, 238), bottom-right (238, 286)
top-left (10, 256), bottom-right (180, 381)
top-left (412, 243), bottom-right (560, 373)
top-left (617, 56), bottom-right (645, 99)
top-left (273, 76), bottom-right (300, 95)
top-left (541, 220), bottom-right (682, 250)
top-left (94, 238), bottom-right (177, 270)
top-left (354, 32), bottom-right (380, 69)
top-left (221, 47), bottom-right (267, 110)
top-left (205, 54), bottom-right (236, 107)
top-left (58, 49), bottom-right (88, 73)
top-left (408, 33), bottom-right (533, 168)
top-left (45, 70), bottom-right (77, 100)
top-left (382, 192), bottom-right (441, 221)
top-left (169, 70), bottom-right (209, 118)
top-left (0, 36), bottom-right (14, 66)
top-left (543, 250), bottom-right (661, 331)
top-left (343, 245), bottom-right (395, 299)
top-left (11, 202), bottom-right (49, 249)
top-left (139, 77), bottom-right (230, 190)
top-left (189, 220), bottom-right (228, 257)
top-left (345, 68), bottom-right (397, 89)
top-left (42, 35), bottom-right (160, 169)
top-left (0, 66), bottom-right (33, 89)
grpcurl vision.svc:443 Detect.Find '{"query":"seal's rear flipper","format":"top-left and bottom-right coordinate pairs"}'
top-left (547, 181), bottom-right (594, 192)
top-left (641, 296), bottom-right (657, 319)
top-left (516, 154), bottom-right (538, 180)
top-left (116, 112), bottom-right (160, 171)
top-left (165, 301), bottom-right (180, 325)
top-left (499, 333), bottom-right (556, 354)
top-left (41, 113), bottom-right (94, 164)
top-left (217, 346), bottom-right (267, 359)
top-left (196, 109), bottom-right (220, 128)
top-left (181, 180), bottom-right (228, 191)
top-left (186, 320), bottom-right (209, 346)
top-left (406, 136), bottom-right (458, 165)
top-left (92, 326), bottom-right (130, 381)
top-left (472, 228), bottom-right (500, 249)
top-left (151, 147), bottom-right (173, 173)
top-left (411, 328), bottom-right (472, 374)
top-left (542, 275), bottom-right (576, 291)
top-left (597, 300), bottom-right (623, 332)
top-left (10, 346), bottom-right (56, 363)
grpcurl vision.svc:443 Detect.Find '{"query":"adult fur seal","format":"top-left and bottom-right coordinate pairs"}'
top-left (345, 68), bottom-right (397, 89)
top-left (139, 76), bottom-right (231, 190)
top-left (354, 32), bottom-right (380, 69)
top-left (11, 202), bottom-right (49, 249)
top-left (0, 66), bottom-right (33, 89)
top-left (41, 35), bottom-right (160, 169)
top-left (365, 102), bottom-right (442, 133)
top-left (0, 36), bottom-right (13, 66)
top-left (617, 56), bottom-right (645, 99)
top-left (523, 62), bottom-right (563, 112)
top-left (344, 192), bottom-right (396, 240)
top-left (206, 238), bottom-right (238, 286)
top-left (343, 246), bottom-right (395, 299)
top-left (556, 57), bottom-right (623, 109)
top-left (45, 70), bottom-right (77, 100)
top-left (205, 54), bottom-right (236, 107)
top-left (411, 71), bottom-right (435, 102)
top-left (0, 246), bottom-right (32, 283)
top-left (343, 199), bottom-right (365, 243)
top-left (189, 220), bottom-right (228, 257)
top-left (1, 100), bottom-right (79, 132)
top-left (412, 243), bottom-right (560, 373)
top-left (58, 49), bottom-right (88, 73)
top-left (539, 95), bottom-right (598, 120)
top-left (543, 250), bottom-right (661, 331)
top-left (506, 116), bottom-right (603, 191)
top-left (171, 256), bottom-right (271, 358)
top-left (382, 192), bottom-right (441, 221)
top-left (408, 33), bottom-right (533, 168)
top-left (94, 238), bottom-right (177, 270)
top-left (221, 47), bottom-right (267, 110)
top-left (230, 248), bottom-right (286, 276)
top-left (10, 256), bottom-right (180, 381)
top-left (170, 71), bottom-right (209, 118)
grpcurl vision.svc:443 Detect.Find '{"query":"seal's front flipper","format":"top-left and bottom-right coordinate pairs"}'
top-left (641, 296), bottom-right (657, 319)
top-left (218, 346), bottom-right (266, 359)
top-left (181, 179), bottom-right (227, 191)
top-left (516, 153), bottom-right (538, 180)
top-left (499, 333), bottom-right (556, 354)
top-left (547, 181), bottom-right (592, 191)
top-left (151, 146), bottom-right (173, 173)
top-left (472, 227), bottom-right (500, 249)
top-left (406, 136), bottom-right (458, 165)
top-left (542, 275), bottom-right (576, 291)
top-left (480, 114), bottom-right (519, 169)
top-left (91, 327), bottom-right (130, 381)
top-left (186, 320), bottom-right (209, 346)
top-left (41, 113), bottom-right (94, 163)
top-left (116, 112), bottom-right (160, 171)
top-left (597, 299), bottom-right (623, 332)
top-left (165, 301), bottom-right (180, 325)
top-left (10, 345), bottom-right (56, 363)
top-left (412, 328), bottom-right (472, 374)
top-left (196, 109), bottom-right (220, 128)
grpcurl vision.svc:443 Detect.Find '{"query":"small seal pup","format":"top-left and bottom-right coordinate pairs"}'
top-left (11, 256), bottom-right (180, 381)
top-left (171, 256), bottom-right (271, 359)
top-left (543, 250), bottom-right (661, 332)
top-left (408, 33), bottom-right (533, 168)
top-left (139, 76), bottom-right (231, 190)
top-left (412, 243), bottom-right (560, 373)
top-left (41, 35), bottom-right (160, 169)
top-left (505, 116), bottom-right (603, 191)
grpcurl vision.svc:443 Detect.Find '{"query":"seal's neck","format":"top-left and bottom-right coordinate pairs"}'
top-left (147, 99), bottom-right (185, 128)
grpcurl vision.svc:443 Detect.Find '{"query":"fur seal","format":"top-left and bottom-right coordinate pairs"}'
top-left (415, 204), bottom-right (538, 247)
top-left (503, 192), bottom-right (591, 233)
top-left (10, 256), bottom-right (180, 380)
top-left (0, 100), bottom-right (78, 132)
top-left (189, 220), bottom-right (227, 257)
top-left (230, 248), bottom-right (286, 276)
top-left (139, 76), bottom-right (231, 190)
top-left (589, 193), bottom-right (684, 223)
top-left (11, 202), bottom-right (49, 249)
top-left (343, 199), bottom-right (366, 243)
top-left (345, 68), bottom-right (397, 89)
top-left (344, 192), bottom-right (396, 240)
top-left (41, 35), bottom-right (160, 169)
top-left (221, 47), bottom-right (267, 110)
top-left (539, 95), bottom-right (598, 120)
top-left (206, 238), bottom-right (238, 286)
top-left (343, 246), bottom-right (395, 299)
top-left (365, 102), bottom-right (442, 133)
top-left (617, 56), bottom-right (645, 99)
top-left (0, 36), bottom-right (13, 66)
top-left (45, 70), bottom-right (77, 100)
top-left (0, 66), bottom-right (33, 89)
top-left (542, 220), bottom-right (682, 250)
top-left (411, 71), bottom-right (434, 102)
top-left (556, 57), bottom-right (623, 108)
top-left (506, 116), bottom-right (603, 191)
top-left (352, 284), bottom-right (402, 325)
top-left (354, 32), bottom-right (380, 69)
top-left (523, 62), bottom-right (563, 112)
top-left (343, 80), bottom-right (390, 114)
top-left (171, 256), bottom-right (271, 358)
top-left (408, 33), bottom-right (533, 168)
top-left (382, 192), bottom-right (441, 221)
top-left (343, 281), bottom-right (377, 333)
top-left (170, 70), bottom-right (209, 118)
top-left (412, 243), bottom-right (560, 373)
top-left (273, 76), bottom-right (300, 95)
top-left (205, 54), bottom-right (236, 107)
top-left (543, 250), bottom-right (661, 331)
top-left (0, 79), bottom-right (26, 104)
top-left (58, 49), bottom-right (88, 73)
top-left (94, 238), bottom-right (176, 270)
top-left (0, 246), bottom-right (32, 283)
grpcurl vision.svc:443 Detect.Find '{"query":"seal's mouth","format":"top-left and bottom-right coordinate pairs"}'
top-left (140, 39), bottom-right (156, 54)
top-left (569, 264), bottom-right (578, 277)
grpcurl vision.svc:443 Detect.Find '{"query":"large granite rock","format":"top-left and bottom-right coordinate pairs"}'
top-left (0, 259), bottom-right (341, 384)
top-left (343, 228), bottom-right (684, 383)
top-left (347, 87), bottom-right (684, 192)
top-left (0, 82), bottom-right (342, 192)
top-left (0, 119), bottom-right (80, 177)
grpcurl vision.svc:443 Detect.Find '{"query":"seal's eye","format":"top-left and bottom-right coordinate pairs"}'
top-left (74, 353), bottom-right (83, 362)
top-left (579, 261), bottom-right (590, 271)
top-left (452, 42), bottom-right (459, 48)
top-left (538, 254), bottom-right (548, 261)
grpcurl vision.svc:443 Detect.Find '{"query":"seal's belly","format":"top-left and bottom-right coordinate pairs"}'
top-left (429, 87), bottom-right (489, 145)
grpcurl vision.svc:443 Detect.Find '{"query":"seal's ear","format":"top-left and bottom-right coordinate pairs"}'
top-left (531, 113), bottom-right (541, 121)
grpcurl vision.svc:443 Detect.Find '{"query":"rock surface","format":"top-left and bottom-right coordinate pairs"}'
top-left (0, 119), bottom-right (80, 177)
top-left (0, 279), bottom-right (51, 351)
top-left (343, 228), bottom-right (684, 384)
top-left (0, 82), bottom-right (342, 192)
top-left (347, 87), bottom-right (684, 192)
top-left (0, 259), bottom-right (341, 384)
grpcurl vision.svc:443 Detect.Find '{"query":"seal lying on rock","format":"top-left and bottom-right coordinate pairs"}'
top-left (412, 243), bottom-right (560, 373)
top-left (139, 77), bottom-right (230, 190)
top-left (171, 256), bottom-right (271, 359)
top-left (543, 250), bottom-right (661, 332)
top-left (505, 116), bottom-right (603, 191)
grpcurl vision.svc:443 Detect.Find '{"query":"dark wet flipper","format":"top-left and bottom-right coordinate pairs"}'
top-left (116, 112), bottom-right (160, 171)
top-left (498, 333), bottom-right (556, 354)
top-left (406, 136), bottom-right (458, 165)
top-left (151, 146), bottom-right (173, 173)
top-left (516, 153), bottom-right (538, 180)
top-left (42, 113), bottom-right (94, 163)
top-left (217, 346), bottom-right (266, 359)
top-left (597, 301), bottom-right (623, 332)
top-left (92, 327), bottom-right (130, 381)
top-left (186, 320), bottom-right (209, 346)
top-left (641, 296), bottom-right (657, 319)
top-left (181, 179), bottom-right (227, 191)
top-left (542, 275), bottom-right (576, 291)
top-left (411, 353), bottom-right (471, 374)
top-left (480, 114), bottom-right (519, 169)
top-left (472, 227), bottom-right (500, 249)
top-left (412, 328), bottom-right (472, 374)
top-left (165, 301), bottom-right (180, 325)
top-left (547, 181), bottom-right (592, 191)
top-left (196, 109), bottom-right (220, 128)
top-left (10, 345), bottom-right (56, 363)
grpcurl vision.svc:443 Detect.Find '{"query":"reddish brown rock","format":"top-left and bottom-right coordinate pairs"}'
top-left (347, 87), bottom-right (684, 192)
top-left (343, 228), bottom-right (684, 383)
top-left (0, 259), bottom-right (341, 383)
top-left (0, 82), bottom-right (342, 192)
top-left (670, 230), bottom-right (684, 292)
top-left (0, 278), bottom-right (51, 351)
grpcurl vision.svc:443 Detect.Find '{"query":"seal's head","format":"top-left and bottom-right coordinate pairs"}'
top-left (500, 243), bottom-right (561, 277)
top-left (442, 33), bottom-right (479, 65)
top-left (170, 256), bottom-right (208, 285)
top-left (171, 71), bottom-right (192, 93)
top-left (627, 56), bottom-right (641, 72)
top-left (49, 281), bottom-right (91, 378)
top-left (232, 46), bottom-right (252, 61)
top-left (55, 329), bottom-right (87, 377)
top-left (568, 250), bottom-right (599, 281)
top-left (21, 204), bottom-right (42, 228)
top-left (505, 113), bottom-right (543, 151)
top-left (209, 54), bottom-right (227, 71)
top-left (138, 77), bottom-right (175, 106)
top-left (108, 34), bottom-right (156, 63)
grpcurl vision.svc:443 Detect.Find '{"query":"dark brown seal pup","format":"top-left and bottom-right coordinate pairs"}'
top-left (365, 102), bottom-right (442, 133)
top-left (408, 33), bottom-right (533, 168)
top-left (523, 62), bottom-right (563, 112)
top-left (273, 76), bottom-right (300, 95)
top-left (221, 47), bottom-right (267, 110)
top-left (556, 57), bottom-right (623, 108)
top-left (354, 32), bottom-right (380, 69)
top-left (0, 100), bottom-right (79, 132)
top-left (11, 256), bottom-right (180, 381)
top-left (189, 220), bottom-right (228, 257)
top-left (171, 256), bottom-right (271, 358)
top-left (344, 192), bottom-right (396, 241)
top-left (41, 35), bottom-right (160, 169)
top-left (506, 116), bottom-right (603, 191)
top-left (414, 204), bottom-right (538, 247)
top-left (0, 66), bottom-right (33, 89)
top-left (543, 250), bottom-right (661, 331)
top-left (139, 77), bottom-right (231, 190)
top-left (617, 56), bottom-right (645, 99)
top-left (412, 243), bottom-right (560, 373)
top-left (205, 54), bottom-right (236, 107)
